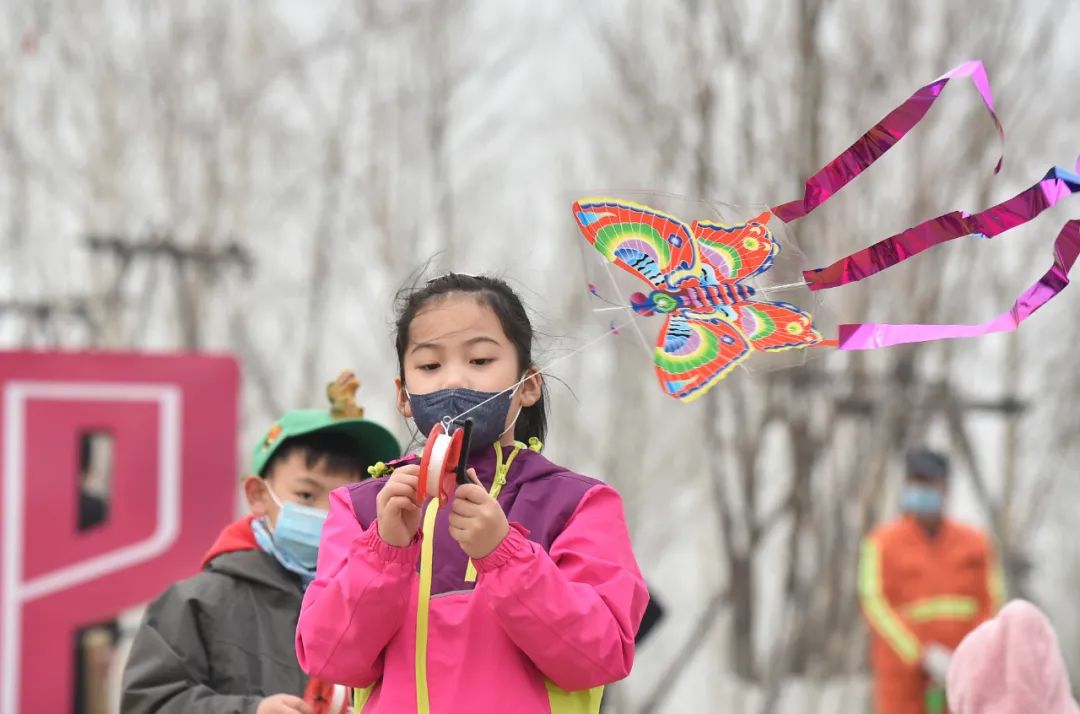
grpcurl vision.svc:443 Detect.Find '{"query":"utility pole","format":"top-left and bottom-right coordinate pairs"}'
top-left (84, 233), bottom-right (252, 350)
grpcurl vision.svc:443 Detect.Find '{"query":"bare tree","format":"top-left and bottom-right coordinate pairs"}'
top-left (586, 1), bottom-right (1076, 712)
top-left (2, 2), bottom-right (1077, 713)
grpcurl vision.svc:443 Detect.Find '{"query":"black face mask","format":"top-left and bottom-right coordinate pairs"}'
top-left (408, 385), bottom-right (520, 451)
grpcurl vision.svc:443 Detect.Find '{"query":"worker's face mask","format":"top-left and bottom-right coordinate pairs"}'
top-left (901, 483), bottom-right (944, 516)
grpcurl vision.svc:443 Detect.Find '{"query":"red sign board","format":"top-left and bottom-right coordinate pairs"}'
top-left (0, 351), bottom-right (240, 714)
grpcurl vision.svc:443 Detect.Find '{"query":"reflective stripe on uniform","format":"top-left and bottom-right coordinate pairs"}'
top-left (900, 596), bottom-right (979, 622)
top-left (858, 538), bottom-right (921, 664)
top-left (989, 557), bottom-right (1006, 614)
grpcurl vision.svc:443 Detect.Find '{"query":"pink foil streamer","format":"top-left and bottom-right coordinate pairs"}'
top-left (838, 218), bottom-right (1080, 349)
top-left (771, 60), bottom-right (1003, 223)
top-left (767, 58), bottom-right (1079, 352)
top-left (804, 168), bottom-right (1080, 289)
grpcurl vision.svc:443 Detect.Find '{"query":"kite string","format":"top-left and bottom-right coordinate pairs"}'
top-left (758, 280), bottom-right (809, 294)
top-left (599, 254), bottom-right (654, 354)
top-left (449, 256), bottom-right (813, 425)
top-left (448, 311), bottom-right (644, 425)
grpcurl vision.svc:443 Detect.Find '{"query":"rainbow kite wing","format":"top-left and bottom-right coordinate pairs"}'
top-left (655, 311), bottom-right (751, 402)
top-left (733, 301), bottom-right (822, 352)
top-left (573, 198), bottom-right (703, 290)
top-left (692, 212), bottom-right (778, 282)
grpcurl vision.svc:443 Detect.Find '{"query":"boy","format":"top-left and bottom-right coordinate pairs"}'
top-left (122, 372), bottom-right (399, 714)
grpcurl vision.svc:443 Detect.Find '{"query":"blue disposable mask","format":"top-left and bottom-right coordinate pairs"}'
top-left (258, 483), bottom-right (327, 575)
top-left (901, 484), bottom-right (944, 516)
top-left (407, 383), bottom-right (522, 452)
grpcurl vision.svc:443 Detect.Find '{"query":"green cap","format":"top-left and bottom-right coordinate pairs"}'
top-left (250, 409), bottom-right (401, 477)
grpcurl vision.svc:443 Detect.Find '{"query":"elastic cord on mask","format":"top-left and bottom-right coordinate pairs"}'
top-left (264, 482), bottom-right (284, 508)
top-left (261, 483), bottom-right (283, 532)
top-left (496, 403), bottom-right (524, 440)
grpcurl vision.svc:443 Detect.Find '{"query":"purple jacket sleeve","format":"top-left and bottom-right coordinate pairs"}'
top-left (295, 488), bottom-right (418, 687)
top-left (473, 483), bottom-right (648, 691)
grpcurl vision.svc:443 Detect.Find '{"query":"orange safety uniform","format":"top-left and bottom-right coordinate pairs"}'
top-left (858, 515), bottom-right (1003, 714)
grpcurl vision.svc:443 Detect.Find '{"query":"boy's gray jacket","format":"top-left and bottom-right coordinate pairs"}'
top-left (121, 540), bottom-right (308, 713)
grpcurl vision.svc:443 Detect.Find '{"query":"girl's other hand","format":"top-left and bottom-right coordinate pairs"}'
top-left (448, 469), bottom-right (509, 559)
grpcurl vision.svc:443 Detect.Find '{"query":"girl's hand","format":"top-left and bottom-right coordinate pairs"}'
top-left (376, 465), bottom-right (423, 547)
top-left (448, 469), bottom-right (509, 559)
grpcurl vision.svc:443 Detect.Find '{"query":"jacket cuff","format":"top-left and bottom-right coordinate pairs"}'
top-left (360, 522), bottom-right (421, 565)
top-left (474, 522), bottom-right (530, 573)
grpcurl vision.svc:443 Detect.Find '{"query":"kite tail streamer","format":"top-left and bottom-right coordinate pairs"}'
top-left (771, 60), bottom-right (1003, 223)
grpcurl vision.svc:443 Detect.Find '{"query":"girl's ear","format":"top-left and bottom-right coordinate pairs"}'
top-left (395, 376), bottom-right (412, 418)
top-left (519, 367), bottom-right (542, 407)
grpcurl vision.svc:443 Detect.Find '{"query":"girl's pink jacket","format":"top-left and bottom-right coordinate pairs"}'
top-left (295, 444), bottom-right (649, 713)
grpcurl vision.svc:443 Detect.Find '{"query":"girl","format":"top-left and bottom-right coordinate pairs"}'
top-left (296, 274), bottom-right (648, 714)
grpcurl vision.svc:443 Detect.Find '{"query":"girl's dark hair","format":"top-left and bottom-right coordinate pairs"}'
top-left (395, 273), bottom-right (548, 444)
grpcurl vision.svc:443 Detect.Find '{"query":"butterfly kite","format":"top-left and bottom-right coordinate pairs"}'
top-left (572, 60), bottom-right (1080, 403)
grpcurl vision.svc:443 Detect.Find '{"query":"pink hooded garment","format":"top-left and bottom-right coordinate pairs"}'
top-left (295, 444), bottom-right (649, 713)
top-left (947, 599), bottom-right (1079, 714)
